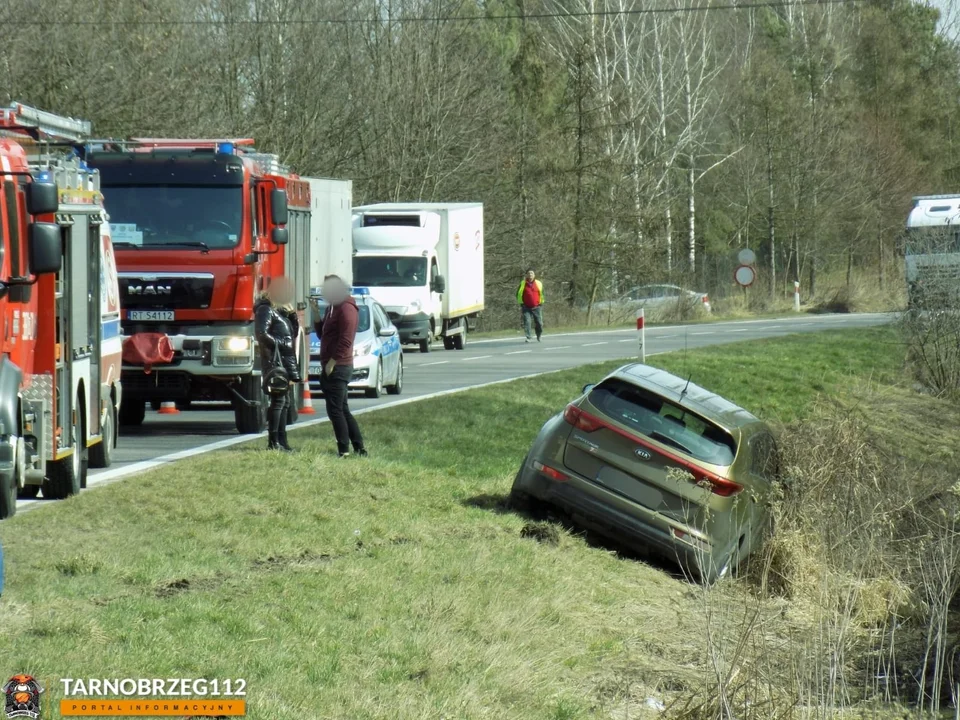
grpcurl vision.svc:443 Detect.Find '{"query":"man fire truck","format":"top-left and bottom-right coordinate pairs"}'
top-left (83, 139), bottom-right (318, 434)
top-left (0, 104), bottom-right (122, 518)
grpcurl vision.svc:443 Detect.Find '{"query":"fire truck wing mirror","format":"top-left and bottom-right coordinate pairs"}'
top-left (28, 222), bottom-right (62, 275)
top-left (271, 189), bottom-right (288, 226)
top-left (271, 227), bottom-right (289, 246)
top-left (26, 181), bottom-right (59, 216)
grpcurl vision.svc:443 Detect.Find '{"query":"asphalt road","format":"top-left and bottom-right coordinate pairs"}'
top-left (16, 312), bottom-right (893, 512)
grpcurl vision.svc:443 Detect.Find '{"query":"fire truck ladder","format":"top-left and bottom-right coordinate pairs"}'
top-left (0, 102), bottom-right (92, 143)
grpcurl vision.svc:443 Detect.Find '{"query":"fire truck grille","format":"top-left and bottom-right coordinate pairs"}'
top-left (118, 273), bottom-right (216, 310)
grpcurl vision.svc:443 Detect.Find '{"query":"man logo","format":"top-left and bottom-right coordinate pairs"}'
top-left (3, 674), bottom-right (43, 719)
top-left (127, 284), bottom-right (172, 296)
top-left (634, 448), bottom-right (652, 461)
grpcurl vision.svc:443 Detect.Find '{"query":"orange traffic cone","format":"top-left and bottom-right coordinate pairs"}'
top-left (300, 383), bottom-right (316, 415)
top-left (157, 401), bottom-right (179, 415)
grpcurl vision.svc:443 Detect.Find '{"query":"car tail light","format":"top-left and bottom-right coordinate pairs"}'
top-left (533, 461), bottom-right (569, 482)
top-left (694, 473), bottom-right (742, 497)
top-left (563, 404), bottom-right (602, 432)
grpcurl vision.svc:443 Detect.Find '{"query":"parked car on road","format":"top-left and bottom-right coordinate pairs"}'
top-left (510, 364), bottom-right (779, 583)
top-left (593, 284), bottom-right (711, 315)
top-left (307, 288), bottom-right (404, 399)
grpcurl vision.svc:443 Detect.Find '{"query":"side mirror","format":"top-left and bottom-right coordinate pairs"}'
top-left (271, 227), bottom-right (289, 246)
top-left (28, 223), bottom-right (62, 275)
top-left (26, 181), bottom-right (59, 216)
top-left (270, 188), bottom-right (288, 226)
top-left (379, 326), bottom-right (397, 338)
top-left (432, 274), bottom-right (446, 294)
top-left (582, 383), bottom-right (595, 395)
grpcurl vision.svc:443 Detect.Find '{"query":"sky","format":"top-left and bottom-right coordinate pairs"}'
top-left (929, 0), bottom-right (958, 37)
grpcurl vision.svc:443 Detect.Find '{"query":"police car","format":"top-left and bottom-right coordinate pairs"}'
top-left (308, 288), bottom-right (404, 398)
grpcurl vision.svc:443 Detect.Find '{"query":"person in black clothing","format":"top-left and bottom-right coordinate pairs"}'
top-left (254, 277), bottom-right (302, 451)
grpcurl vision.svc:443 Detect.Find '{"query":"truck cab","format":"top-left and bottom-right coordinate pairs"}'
top-left (351, 203), bottom-right (483, 353)
top-left (84, 139), bottom-right (301, 434)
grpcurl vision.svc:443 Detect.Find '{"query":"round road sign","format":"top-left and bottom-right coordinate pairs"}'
top-left (737, 248), bottom-right (756, 266)
top-left (734, 264), bottom-right (756, 287)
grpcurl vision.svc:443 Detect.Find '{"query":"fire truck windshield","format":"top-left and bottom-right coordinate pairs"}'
top-left (102, 185), bottom-right (243, 251)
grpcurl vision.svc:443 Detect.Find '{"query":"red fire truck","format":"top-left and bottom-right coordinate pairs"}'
top-left (84, 139), bottom-right (313, 434)
top-left (0, 104), bottom-right (122, 518)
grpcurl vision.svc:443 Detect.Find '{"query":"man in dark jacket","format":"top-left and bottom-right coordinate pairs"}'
top-left (255, 277), bottom-right (302, 452)
top-left (313, 275), bottom-right (367, 458)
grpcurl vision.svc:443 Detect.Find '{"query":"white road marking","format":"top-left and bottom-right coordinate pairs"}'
top-left (657, 335), bottom-right (678, 340)
top-left (506, 350), bottom-right (532, 355)
top-left (17, 357), bottom-right (655, 514)
top-left (619, 339), bottom-right (634, 343)
top-left (462, 355), bottom-right (492, 362)
top-left (583, 342), bottom-right (608, 347)
top-left (691, 331), bottom-right (714, 336)
top-left (16, 312), bottom-right (894, 515)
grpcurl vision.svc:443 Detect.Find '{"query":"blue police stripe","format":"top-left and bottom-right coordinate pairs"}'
top-left (101, 318), bottom-right (122, 341)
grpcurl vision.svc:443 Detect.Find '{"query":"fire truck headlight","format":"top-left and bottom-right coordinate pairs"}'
top-left (218, 336), bottom-right (252, 353)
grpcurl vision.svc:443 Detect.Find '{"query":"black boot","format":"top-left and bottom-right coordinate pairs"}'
top-left (277, 429), bottom-right (294, 453)
top-left (267, 432), bottom-right (280, 450)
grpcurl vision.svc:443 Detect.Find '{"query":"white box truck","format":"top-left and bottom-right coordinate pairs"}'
top-left (352, 203), bottom-right (484, 352)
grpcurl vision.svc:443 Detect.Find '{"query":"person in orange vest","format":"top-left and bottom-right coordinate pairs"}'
top-left (517, 268), bottom-right (544, 343)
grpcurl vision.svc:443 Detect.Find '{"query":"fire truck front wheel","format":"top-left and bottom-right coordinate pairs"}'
top-left (89, 403), bottom-right (116, 469)
top-left (119, 399), bottom-right (146, 428)
top-left (234, 374), bottom-right (267, 435)
top-left (0, 471), bottom-right (15, 519)
top-left (42, 403), bottom-right (87, 500)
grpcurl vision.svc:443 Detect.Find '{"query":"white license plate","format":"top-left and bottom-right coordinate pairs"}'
top-left (128, 310), bottom-right (174, 321)
top-left (309, 365), bottom-right (322, 376)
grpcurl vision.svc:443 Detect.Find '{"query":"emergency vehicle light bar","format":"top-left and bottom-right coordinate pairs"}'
top-left (0, 102), bottom-right (91, 143)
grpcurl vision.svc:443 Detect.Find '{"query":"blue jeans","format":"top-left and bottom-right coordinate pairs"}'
top-left (521, 305), bottom-right (543, 340)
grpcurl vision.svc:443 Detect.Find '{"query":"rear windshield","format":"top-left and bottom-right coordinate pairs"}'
top-left (588, 379), bottom-right (737, 466)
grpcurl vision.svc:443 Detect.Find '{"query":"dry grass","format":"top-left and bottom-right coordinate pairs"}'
top-left (6, 326), bottom-right (957, 719)
top-left (671, 382), bottom-right (960, 719)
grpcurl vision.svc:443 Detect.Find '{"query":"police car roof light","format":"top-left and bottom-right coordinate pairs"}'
top-left (351, 287), bottom-right (370, 296)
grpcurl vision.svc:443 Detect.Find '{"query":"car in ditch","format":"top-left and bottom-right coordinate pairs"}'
top-left (307, 288), bottom-right (404, 399)
top-left (509, 364), bottom-right (779, 583)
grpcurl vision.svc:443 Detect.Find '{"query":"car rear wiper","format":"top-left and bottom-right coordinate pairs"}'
top-left (143, 241), bottom-right (210, 254)
top-left (650, 431), bottom-right (692, 455)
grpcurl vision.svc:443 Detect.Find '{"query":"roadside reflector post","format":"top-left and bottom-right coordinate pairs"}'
top-left (794, 281), bottom-right (801, 312)
top-left (636, 308), bottom-right (646, 363)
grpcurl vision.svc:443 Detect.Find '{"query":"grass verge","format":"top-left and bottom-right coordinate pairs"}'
top-left (5, 325), bottom-right (953, 720)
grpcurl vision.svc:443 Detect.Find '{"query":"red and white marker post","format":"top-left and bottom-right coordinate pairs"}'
top-left (794, 281), bottom-right (801, 312)
top-left (636, 308), bottom-right (646, 363)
